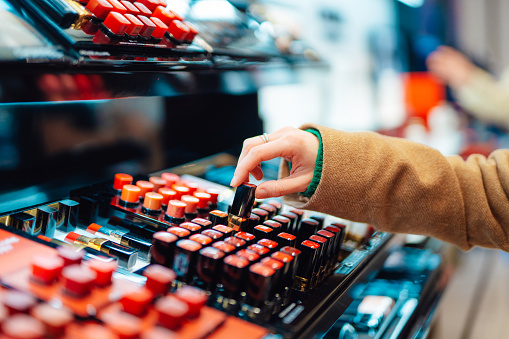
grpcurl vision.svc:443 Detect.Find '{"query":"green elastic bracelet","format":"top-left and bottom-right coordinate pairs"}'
top-left (301, 128), bottom-right (323, 197)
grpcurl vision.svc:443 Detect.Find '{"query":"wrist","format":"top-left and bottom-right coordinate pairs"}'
top-left (301, 128), bottom-right (323, 197)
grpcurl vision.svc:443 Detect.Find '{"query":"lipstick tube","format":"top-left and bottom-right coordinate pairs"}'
top-left (212, 225), bottom-right (234, 238)
top-left (141, 192), bottom-right (163, 216)
top-left (179, 222), bottom-right (202, 235)
top-left (189, 234), bottom-right (213, 246)
top-left (244, 213), bottom-right (260, 234)
top-left (113, 173), bottom-right (133, 193)
top-left (151, 231), bottom-right (178, 268)
top-left (297, 218), bottom-right (320, 243)
top-left (191, 218), bottom-right (212, 230)
top-left (259, 257), bottom-right (284, 300)
top-left (280, 212), bottom-right (297, 234)
top-left (221, 255), bottom-right (250, 299)
top-left (253, 225), bottom-right (274, 240)
top-left (212, 241), bottom-right (236, 256)
top-left (263, 220), bottom-right (282, 235)
top-left (173, 185), bottom-right (191, 200)
top-left (161, 172), bottom-right (180, 188)
top-left (257, 239), bottom-right (278, 253)
top-left (120, 185), bottom-right (141, 208)
top-left (276, 232), bottom-right (297, 249)
top-left (144, 264), bottom-right (176, 296)
top-left (280, 246), bottom-right (301, 288)
top-left (289, 209), bottom-right (304, 226)
top-left (206, 188), bottom-right (220, 211)
top-left (164, 200), bottom-right (187, 226)
top-left (136, 180), bottom-right (155, 201)
top-left (251, 208), bottom-right (269, 223)
top-left (310, 215), bottom-right (325, 229)
top-left (181, 195), bottom-right (199, 221)
top-left (329, 222), bottom-right (347, 254)
top-left (317, 230), bottom-right (336, 275)
top-left (196, 247), bottom-right (225, 291)
top-left (209, 210), bottom-right (228, 226)
top-left (228, 183), bottom-right (256, 232)
top-left (108, 216), bottom-right (160, 240)
top-left (247, 244), bottom-right (270, 259)
top-left (167, 227), bottom-right (190, 239)
top-left (173, 239), bottom-right (202, 283)
top-left (234, 231), bottom-right (256, 247)
top-left (33, 0), bottom-right (80, 29)
top-left (236, 249), bottom-right (260, 263)
top-left (86, 223), bottom-right (152, 259)
top-left (271, 251), bottom-right (295, 295)
top-left (158, 188), bottom-right (177, 208)
top-left (309, 235), bottom-right (326, 286)
top-left (258, 204), bottom-right (277, 219)
top-left (9, 212), bottom-right (36, 234)
top-left (223, 236), bottom-right (246, 250)
top-left (64, 232), bottom-right (138, 270)
top-left (57, 199), bottom-right (80, 233)
top-left (36, 205), bottom-right (58, 238)
top-left (326, 225), bottom-right (345, 263)
top-left (267, 200), bottom-right (283, 215)
top-left (295, 240), bottom-right (320, 292)
top-left (272, 215), bottom-right (290, 233)
top-left (149, 176), bottom-right (167, 192)
top-left (193, 192), bottom-right (211, 219)
top-left (201, 229), bottom-right (224, 241)
top-left (245, 263), bottom-right (276, 309)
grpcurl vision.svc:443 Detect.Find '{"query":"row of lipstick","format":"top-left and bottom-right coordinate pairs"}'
top-left (78, 0), bottom-right (199, 47)
top-left (11, 243), bottom-right (215, 337)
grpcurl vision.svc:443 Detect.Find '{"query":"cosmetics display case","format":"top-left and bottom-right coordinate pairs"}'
top-left (0, 1), bottom-right (449, 338)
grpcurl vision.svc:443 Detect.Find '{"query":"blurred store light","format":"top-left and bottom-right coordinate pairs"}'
top-left (397, 0), bottom-right (424, 8)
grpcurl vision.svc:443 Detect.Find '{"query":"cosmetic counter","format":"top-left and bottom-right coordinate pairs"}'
top-left (0, 1), bottom-right (450, 338)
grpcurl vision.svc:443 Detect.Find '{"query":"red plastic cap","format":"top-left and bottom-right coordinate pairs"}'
top-left (153, 231), bottom-right (178, 243)
top-left (201, 229), bottom-right (223, 240)
top-left (148, 16), bottom-right (168, 39)
top-left (235, 231), bottom-right (255, 241)
top-left (250, 262), bottom-right (275, 277)
top-left (120, 184), bottom-right (141, 203)
top-left (149, 176), bottom-right (167, 191)
top-left (281, 246), bottom-right (301, 256)
top-left (137, 15), bottom-right (156, 37)
top-left (224, 236), bottom-right (246, 248)
top-left (161, 172), bottom-right (180, 187)
top-left (143, 264), bottom-right (176, 295)
top-left (183, 21), bottom-right (199, 42)
top-left (143, 192), bottom-right (163, 210)
top-left (136, 180), bottom-right (155, 196)
top-left (61, 265), bottom-right (97, 297)
top-left (113, 173), bottom-right (133, 190)
top-left (86, 259), bottom-right (118, 287)
top-left (277, 232), bottom-right (296, 241)
top-left (254, 225), bottom-right (273, 234)
top-left (224, 254), bottom-right (250, 268)
top-left (181, 195), bottom-right (199, 213)
top-left (189, 234), bottom-right (212, 245)
top-left (247, 244), bottom-right (270, 256)
top-left (260, 257), bottom-right (284, 270)
top-left (121, 1), bottom-right (140, 15)
top-left (289, 208), bottom-right (305, 216)
top-left (184, 182), bottom-right (199, 194)
top-left (158, 187), bottom-right (177, 205)
top-left (168, 20), bottom-right (190, 41)
top-left (167, 226), bottom-right (190, 238)
top-left (205, 188), bottom-right (219, 204)
top-left (64, 231), bottom-right (81, 244)
top-left (236, 249), bottom-right (260, 262)
top-left (301, 240), bottom-right (320, 249)
top-left (179, 222), bottom-right (201, 233)
top-left (166, 200), bottom-right (186, 218)
top-left (104, 12), bottom-right (131, 35)
top-left (139, 0), bottom-right (160, 11)
top-left (176, 239), bottom-right (202, 252)
top-left (317, 230), bottom-right (335, 238)
top-left (152, 6), bottom-right (179, 26)
top-left (31, 255), bottom-right (64, 285)
top-left (192, 192), bottom-right (211, 209)
top-left (271, 251), bottom-right (293, 263)
top-left (310, 235), bottom-right (327, 244)
top-left (2, 314), bottom-right (45, 338)
top-left (57, 246), bottom-right (85, 266)
top-left (212, 241), bottom-right (236, 253)
top-left (258, 238), bottom-right (278, 249)
top-left (191, 218), bottom-right (212, 228)
top-left (133, 2), bottom-right (152, 16)
top-left (154, 295), bottom-right (188, 330)
top-left (107, 0), bottom-right (127, 15)
top-left (174, 286), bottom-right (208, 318)
top-left (125, 13), bottom-right (144, 36)
top-left (86, 223), bottom-right (103, 234)
top-left (120, 287), bottom-right (154, 316)
top-left (86, 0), bottom-right (114, 19)
top-left (212, 225), bottom-right (233, 235)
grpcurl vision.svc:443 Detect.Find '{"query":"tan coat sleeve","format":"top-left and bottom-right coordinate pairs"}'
top-left (281, 124), bottom-right (509, 251)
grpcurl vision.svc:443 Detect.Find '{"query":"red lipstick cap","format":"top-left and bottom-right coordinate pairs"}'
top-left (166, 200), bottom-right (186, 218)
top-left (86, 0), bottom-right (113, 19)
top-left (31, 255), bottom-right (64, 285)
top-left (113, 173), bottom-right (133, 190)
top-left (120, 287), bottom-right (154, 316)
top-left (174, 286), bottom-right (208, 318)
top-left (133, 2), bottom-right (152, 16)
top-left (155, 295), bottom-right (188, 330)
top-left (143, 264), bottom-right (176, 296)
top-left (61, 265), bottom-right (97, 297)
top-left (148, 16), bottom-right (168, 39)
top-left (138, 15), bottom-right (156, 37)
top-left (103, 12), bottom-right (131, 35)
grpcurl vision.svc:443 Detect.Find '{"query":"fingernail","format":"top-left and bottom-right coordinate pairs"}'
top-left (230, 178), bottom-right (237, 187)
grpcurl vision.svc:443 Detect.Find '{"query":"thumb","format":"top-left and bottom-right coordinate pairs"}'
top-left (255, 175), bottom-right (310, 199)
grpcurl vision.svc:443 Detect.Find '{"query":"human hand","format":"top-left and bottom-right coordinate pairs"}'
top-left (230, 126), bottom-right (319, 199)
top-left (426, 46), bottom-right (475, 88)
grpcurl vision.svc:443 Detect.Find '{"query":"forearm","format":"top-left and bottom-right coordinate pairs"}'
top-left (282, 124), bottom-right (509, 251)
